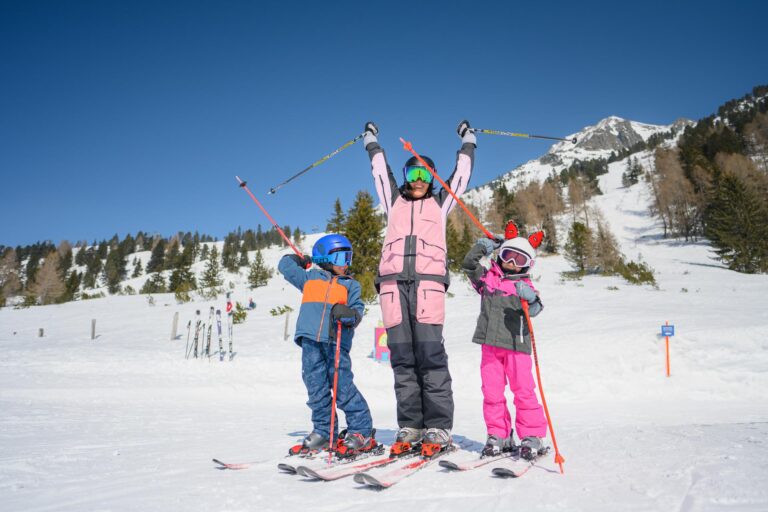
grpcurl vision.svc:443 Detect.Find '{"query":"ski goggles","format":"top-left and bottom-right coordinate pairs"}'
top-left (403, 165), bottom-right (434, 184)
top-left (499, 247), bottom-right (532, 268)
top-left (318, 248), bottom-right (353, 267)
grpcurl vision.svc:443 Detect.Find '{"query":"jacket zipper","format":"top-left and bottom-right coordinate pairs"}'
top-left (316, 275), bottom-right (337, 341)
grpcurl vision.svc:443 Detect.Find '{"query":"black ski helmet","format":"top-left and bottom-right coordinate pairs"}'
top-left (402, 155), bottom-right (436, 193)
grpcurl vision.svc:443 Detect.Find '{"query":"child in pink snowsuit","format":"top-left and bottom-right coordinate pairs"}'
top-left (462, 224), bottom-right (548, 459)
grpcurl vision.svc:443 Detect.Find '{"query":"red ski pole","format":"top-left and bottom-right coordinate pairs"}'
top-left (327, 320), bottom-right (343, 463)
top-left (399, 138), bottom-right (496, 240)
top-left (521, 300), bottom-right (565, 474)
top-left (235, 176), bottom-right (304, 258)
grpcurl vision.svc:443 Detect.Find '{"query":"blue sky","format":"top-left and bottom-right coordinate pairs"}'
top-left (1, 1), bottom-right (766, 246)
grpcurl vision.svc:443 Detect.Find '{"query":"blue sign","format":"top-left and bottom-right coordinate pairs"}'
top-left (661, 325), bottom-right (675, 337)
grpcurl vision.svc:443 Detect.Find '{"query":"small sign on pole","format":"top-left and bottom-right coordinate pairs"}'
top-left (661, 321), bottom-right (674, 377)
top-left (374, 326), bottom-right (390, 363)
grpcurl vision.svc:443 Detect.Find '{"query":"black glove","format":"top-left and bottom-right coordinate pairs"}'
top-left (330, 304), bottom-right (361, 328)
top-left (457, 119), bottom-right (477, 146)
top-left (364, 121), bottom-right (378, 135)
top-left (288, 253), bottom-right (312, 269)
top-left (457, 119), bottom-right (471, 137)
top-left (364, 121), bottom-right (379, 148)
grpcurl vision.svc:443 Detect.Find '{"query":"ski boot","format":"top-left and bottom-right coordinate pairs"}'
top-left (389, 427), bottom-right (423, 457)
top-left (335, 428), bottom-right (381, 459)
top-left (482, 432), bottom-right (517, 458)
top-left (421, 428), bottom-right (451, 458)
top-left (288, 431), bottom-right (329, 456)
top-left (519, 436), bottom-right (544, 461)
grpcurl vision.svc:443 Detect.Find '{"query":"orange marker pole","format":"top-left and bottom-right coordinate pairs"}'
top-left (665, 321), bottom-right (670, 377)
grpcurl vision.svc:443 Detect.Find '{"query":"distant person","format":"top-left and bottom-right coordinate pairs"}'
top-left (363, 120), bottom-right (475, 458)
top-left (248, 298), bottom-right (256, 310)
top-left (462, 221), bottom-right (548, 460)
top-left (277, 234), bottom-right (376, 458)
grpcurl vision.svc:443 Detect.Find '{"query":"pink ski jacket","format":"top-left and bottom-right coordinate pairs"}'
top-left (367, 140), bottom-right (474, 285)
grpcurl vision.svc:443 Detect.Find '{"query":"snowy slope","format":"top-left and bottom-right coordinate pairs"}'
top-left (2, 157), bottom-right (768, 511)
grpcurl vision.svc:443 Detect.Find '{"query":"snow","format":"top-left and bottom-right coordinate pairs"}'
top-left (3, 153), bottom-right (768, 510)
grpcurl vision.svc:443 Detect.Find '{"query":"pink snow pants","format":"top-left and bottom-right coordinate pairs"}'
top-left (481, 344), bottom-right (547, 439)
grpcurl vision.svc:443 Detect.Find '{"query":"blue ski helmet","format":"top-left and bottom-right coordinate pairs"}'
top-left (312, 234), bottom-right (353, 267)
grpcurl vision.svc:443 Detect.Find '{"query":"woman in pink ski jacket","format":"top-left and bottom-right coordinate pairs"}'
top-left (362, 120), bottom-right (475, 457)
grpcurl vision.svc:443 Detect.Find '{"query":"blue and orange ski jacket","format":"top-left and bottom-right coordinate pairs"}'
top-left (278, 254), bottom-right (364, 351)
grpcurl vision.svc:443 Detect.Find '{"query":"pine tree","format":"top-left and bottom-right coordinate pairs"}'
top-left (199, 244), bottom-right (210, 262)
top-left (140, 273), bottom-right (167, 294)
top-left (238, 246), bottom-right (249, 267)
top-left (345, 190), bottom-right (384, 301)
top-left (542, 215), bottom-right (558, 254)
top-left (132, 259), bottom-right (143, 278)
top-left (326, 198), bottom-right (347, 233)
top-left (706, 172), bottom-right (768, 273)
top-left (103, 247), bottom-right (127, 294)
top-left (169, 265), bottom-right (197, 294)
top-left (147, 239), bottom-right (166, 273)
top-left (247, 249), bottom-right (273, 289)
top-left (0, 249), bottom-right (22, 302)
top-left (564, 221), bottom-right (594, 274)
top-left (293, 227), bottom-right (302, 245)
top-left (164, 238), bottom-right (181, 270)
top-left (200, 245), bottom-right (223, 298)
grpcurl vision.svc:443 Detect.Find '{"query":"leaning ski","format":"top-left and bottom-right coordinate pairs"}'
top-left (354, 445), bottom-right (456, 489)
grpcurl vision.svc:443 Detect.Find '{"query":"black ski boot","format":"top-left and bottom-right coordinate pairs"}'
top-left (482, 432), bottom-right (517, 457)
top-left (519, 436), bottom-right (544, 461)
top-left (335, 428), bottom-right (381, 459)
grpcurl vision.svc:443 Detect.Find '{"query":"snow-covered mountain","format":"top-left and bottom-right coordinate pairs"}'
top-left (462, 116), bottom-right (692, 212)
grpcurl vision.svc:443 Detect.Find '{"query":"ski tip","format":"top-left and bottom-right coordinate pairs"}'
top-left (491, 467), bottom-right (519, 478)
top-left (438, 460), bottom-right (459, 471)
top-left (277, 463), bottom-right (298, 474)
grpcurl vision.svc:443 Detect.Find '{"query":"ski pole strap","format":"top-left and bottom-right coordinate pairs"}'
top-left (471, 128), bottom-right (577, 144)
top-left (268, 133), bottom-right (365, 195)
top-left (399, 137), bottom-right (496, 240)
top-left (235, 176), bottom-right (304, 258)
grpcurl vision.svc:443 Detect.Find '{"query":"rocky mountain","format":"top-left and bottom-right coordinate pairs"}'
top-left (462, 116), bottom-right (693, 210)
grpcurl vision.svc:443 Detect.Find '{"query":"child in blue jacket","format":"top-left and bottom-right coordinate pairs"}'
top-left (278, 234), bottom-right (376, 458)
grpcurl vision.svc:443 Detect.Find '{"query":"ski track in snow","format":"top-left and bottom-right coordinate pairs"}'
top-left (2, 154), bottom-right (768, 511)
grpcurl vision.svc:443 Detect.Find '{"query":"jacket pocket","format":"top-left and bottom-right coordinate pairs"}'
top-left (379, 237), bottom-right (405, 276)
top-left (379, 281), bottom-right (402, 329)
top-left (415, 239), bottom-right (447, 276)
top-left (416, 280), bottom-right (446, 325)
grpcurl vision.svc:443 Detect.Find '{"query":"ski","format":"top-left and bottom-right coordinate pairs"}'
top-left (491, 447), bottom-right (550, 479)
top-left (296, 446), bottom-right (406, 481)
top-left (353, 445), bottom-right (456, 489)
top-left (439, 448), bottom-right (519, 472)
top-left (216, 309), bottom-right (224, 361)
top-left (226, 293), bottom-right (234, 360)
top-left (213, 458), bottom-right (261, 470)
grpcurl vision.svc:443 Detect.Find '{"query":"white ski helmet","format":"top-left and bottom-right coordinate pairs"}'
top-left (498, 237), bottom-right (537, 269)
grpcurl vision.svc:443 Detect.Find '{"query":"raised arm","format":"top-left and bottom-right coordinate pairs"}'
top-left (363, 122), bottom-right (399, 215)
top-left (463, 238), bottom-right (497, 290)
top-left (277, 254), bottom-right (311, 291)
top-left (439, 120), bottom-right (476, 220)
